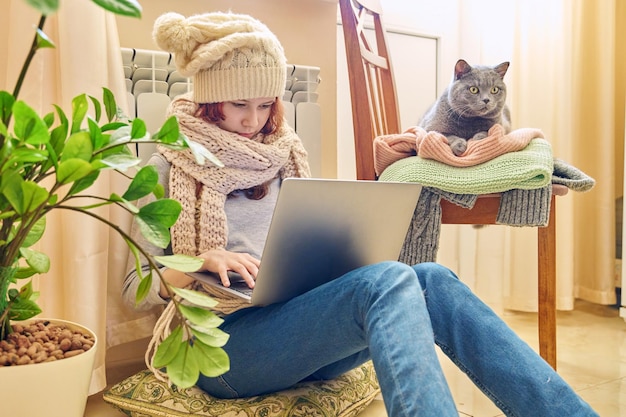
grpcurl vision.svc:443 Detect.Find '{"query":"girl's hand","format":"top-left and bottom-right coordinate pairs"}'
top-left (199, 248), bottom-right (260, 288)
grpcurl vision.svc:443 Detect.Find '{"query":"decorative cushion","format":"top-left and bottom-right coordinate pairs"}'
top-left (103, 361), bottom-right (380, 417)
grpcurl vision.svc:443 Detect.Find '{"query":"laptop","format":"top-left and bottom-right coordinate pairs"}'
top-left (187, 178), bottom-right (422, 306)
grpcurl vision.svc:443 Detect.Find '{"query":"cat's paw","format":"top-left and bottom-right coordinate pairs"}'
top-left (472, 131), bottom-right (489, 141)
top-left (447, 136), bottom-right (467, 156)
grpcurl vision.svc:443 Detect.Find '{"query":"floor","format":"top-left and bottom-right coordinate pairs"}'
top-left (85, 300), bottom-right (626, 416)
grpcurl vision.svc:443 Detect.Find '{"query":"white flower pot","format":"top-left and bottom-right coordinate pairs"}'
top-left (0, 318), bottom-right (98, 417)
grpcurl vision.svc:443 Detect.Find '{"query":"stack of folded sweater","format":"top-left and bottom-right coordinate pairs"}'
top-left (373, 124), bottom-right (595, 265)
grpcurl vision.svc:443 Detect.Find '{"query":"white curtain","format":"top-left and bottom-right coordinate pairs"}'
top-left (1, 0), bottom-right (159, 394)
top-left (437, 0), bottom-right (620, 312)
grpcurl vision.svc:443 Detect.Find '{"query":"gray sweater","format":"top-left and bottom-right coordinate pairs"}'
top-left (122, 153), bottom-right (278, 310)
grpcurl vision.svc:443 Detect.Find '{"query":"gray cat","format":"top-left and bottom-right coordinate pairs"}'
top-left (419, 59), bottom-right (511, 156)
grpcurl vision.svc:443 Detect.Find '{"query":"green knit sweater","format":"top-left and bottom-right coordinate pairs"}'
top-left (379, 138), bottom-right (553, 194)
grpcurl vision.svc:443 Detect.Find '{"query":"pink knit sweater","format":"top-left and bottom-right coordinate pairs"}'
top-left (373, 124), bottom-right (544, 176)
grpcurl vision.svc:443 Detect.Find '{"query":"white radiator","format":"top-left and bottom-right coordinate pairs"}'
top-left (121, 48), bottom-right (322, 176)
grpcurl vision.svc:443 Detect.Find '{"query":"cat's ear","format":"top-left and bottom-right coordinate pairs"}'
top-left (454, 59), bottom-right (472, 80)
top-left (494, 62), bottom-right (510, 79)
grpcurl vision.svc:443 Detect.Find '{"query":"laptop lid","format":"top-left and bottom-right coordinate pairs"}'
top-left (189, 178), bottom-right (422, 306)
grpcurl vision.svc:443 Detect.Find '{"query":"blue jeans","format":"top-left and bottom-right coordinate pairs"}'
top-left (196, 261), bottom-right (598, 417)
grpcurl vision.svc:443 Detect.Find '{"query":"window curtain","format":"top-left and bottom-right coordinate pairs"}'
top-left (1, 0), bottom-right (159, 394)
top-left (437, 0), bottom-right (624, 312)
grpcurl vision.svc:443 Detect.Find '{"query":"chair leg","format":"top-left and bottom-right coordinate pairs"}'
top-left (537, 196), bottom-right (557, 369)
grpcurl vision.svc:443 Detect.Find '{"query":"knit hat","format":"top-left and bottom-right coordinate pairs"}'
top-left (153, 12), bottom-right (287, 103)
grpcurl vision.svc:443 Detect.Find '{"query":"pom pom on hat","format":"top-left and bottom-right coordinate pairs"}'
top-left (153, 11), bottom-right (287, 103)
top-left (153, 12), bottom-right (196, 58)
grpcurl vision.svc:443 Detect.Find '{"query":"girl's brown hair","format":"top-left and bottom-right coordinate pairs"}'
top-left (195, 99), bottom-right (284, 135)
top-left (195, 99), bottom-right (285, 200)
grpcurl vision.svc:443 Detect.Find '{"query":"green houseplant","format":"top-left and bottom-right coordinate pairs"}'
top-left (0, 0), bottom-right (230, 389)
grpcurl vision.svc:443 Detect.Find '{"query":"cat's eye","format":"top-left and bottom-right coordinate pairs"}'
top-left (469, 86), bottom-right (479, 94)
top-left (491, 86), bottom-right (500, 94)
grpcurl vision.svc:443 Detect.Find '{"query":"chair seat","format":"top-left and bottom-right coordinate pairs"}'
top-left (440, 184), bottom-right (568, 224)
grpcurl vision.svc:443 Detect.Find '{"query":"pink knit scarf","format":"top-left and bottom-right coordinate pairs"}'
top-left (158, 95), bottom-right (310, 256)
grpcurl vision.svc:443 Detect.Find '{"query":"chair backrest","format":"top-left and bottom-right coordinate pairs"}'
top-left (339, 0), bottom-right (401, 180)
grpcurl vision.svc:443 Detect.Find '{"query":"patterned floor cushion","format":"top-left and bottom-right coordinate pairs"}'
top-left (103, 361), bottom-right (380, 417)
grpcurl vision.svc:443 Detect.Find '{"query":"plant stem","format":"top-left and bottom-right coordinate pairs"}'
top-left (54, 204), bottom-right (182, 304)
top-left (53, 204), bottom-right (193, 339)
top-left (12, 15), bottom-right (47, 101)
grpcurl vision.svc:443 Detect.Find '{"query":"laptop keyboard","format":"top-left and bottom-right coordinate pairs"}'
top-left (223, 277), bottom-right (254, 297)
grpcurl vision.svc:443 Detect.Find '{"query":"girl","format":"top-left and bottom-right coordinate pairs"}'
top-left (123, 11), bottom-right (598, 417)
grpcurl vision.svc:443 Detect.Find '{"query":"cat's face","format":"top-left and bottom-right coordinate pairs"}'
top-left (447, 60), bottom-right (509, 118)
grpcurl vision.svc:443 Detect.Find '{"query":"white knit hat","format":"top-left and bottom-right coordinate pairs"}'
top-left (153, 12), bottom-right (287, 103)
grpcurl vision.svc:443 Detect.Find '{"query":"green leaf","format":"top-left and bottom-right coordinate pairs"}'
top-left (178, 305), bottom-right (224, 329)
top-left (3, 179), bottom-right (50, 215)
top-left (14, 266), bottom-right (37, 279)
top-left (88, 95), bottom-right (102, 123)
top-left (22, 181), bottom-right (49, 213)
top-left (25, 0), bottom-right (60, 16)
top-left (134, 217), bottom-right (170, 249)
top-left (153, 183), bottom-right (165, 199)
top-left (61, 131), bottom-right (93, 162)
top-left (100, 122), bottom-right (128, 133)
top-left (0, 210), bottom-right (16, 221)
top-left (53, 103), bottom-right (69, 128)
top-left (2, 175), bottom-right (25, 213)
top-left (56, 158), bottom-right (93, 184)
top-left (152, 116), bottom-right (180, 143)
top-left (130, 118), bottom-right (147, 140)
top-left (102, 88), bottom-right (116, 121)
top-left (109, 125), bottom-right (131, 146)
top-left (138, 199), bottom-right (181, 228)
top-left (190, 327), bottom-right (229, 348)
top-left (134, 199), bottom-right (181, 248)
top-left (8, 298), bottom-right (42, 321)
top-left (98, 153), bottom-right (141, 171)
top-left (67, 170), bottom-right (99, 195)
top-left (22, 217), bottom-right (46, 247)
top-left (20, 247), bottom-right (50, 273)
top-left (47, 107), bottom-right (69, 162)
top-left (5, 147), bottom-right (48, 165)
top-left (193, 340), bottom-right (230, 377)
top-left (115, 195), bottom-right (139, 214)
top-left (155, 254), bottom-right (204, 273)
top-left (126, 239), bottom-right (142, 273)
top-left (12, 101), bottom-right (50, 145)
top-left (87, 117), bottom-right (104, 150)
top-left (0, 91), bottom-right (16, 125)
top-left (166, 342), bottom-right (199, 388)
top-left (71, 94), bottom-right (89, 134)
top-left (136, 273), bottom-right (152, 304)
top-left (152, 325), bottom-right (183, 368)
top-left (42, 111), bottom-right (54, 127)
top-left (185, 137), bottom-right (224, 168)
top-left (35, 28), bottom-right (55, 48)
top-left (122, 165), bottom-right (158, 201)
top-left (91, 0), bottom-right (142, 18)
top-left (18, 280), bottom-right (36, 301)
top-left (172, 287), bottom-right (219, 308)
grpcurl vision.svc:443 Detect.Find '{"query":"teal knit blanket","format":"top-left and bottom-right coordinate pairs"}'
top-left (379, 138), bottom-right (553, 194)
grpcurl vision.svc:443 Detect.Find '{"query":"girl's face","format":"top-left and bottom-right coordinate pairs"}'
top-left (217, 97), bottom-right (276, 139)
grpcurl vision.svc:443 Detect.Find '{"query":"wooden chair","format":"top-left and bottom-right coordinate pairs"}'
top-left (339, 0), bottom-right (567, 369)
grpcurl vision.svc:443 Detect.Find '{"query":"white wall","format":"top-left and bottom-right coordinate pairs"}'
top-left (382, 0), bottom-right (461, 86)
